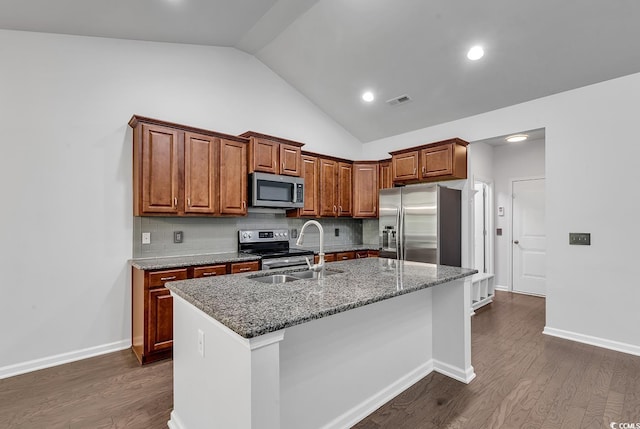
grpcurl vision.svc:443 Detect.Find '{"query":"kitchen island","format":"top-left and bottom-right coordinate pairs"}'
top-left (166, 258), bottom-right (477, 429)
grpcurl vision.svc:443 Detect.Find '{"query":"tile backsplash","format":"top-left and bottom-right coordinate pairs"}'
top-left (133, 213), bottom-right (366, 258)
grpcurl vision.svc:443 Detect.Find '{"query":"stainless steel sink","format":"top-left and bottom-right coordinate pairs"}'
top-left (289, 270), bottom-right (341, 279)
top-left (251, 274), bottom-right (301, 284)
top-left (250, 269), bottom-right (341, 284)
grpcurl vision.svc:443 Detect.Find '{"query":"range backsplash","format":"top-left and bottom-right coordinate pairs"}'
top-left (133, 213), bottom-right (379, 258)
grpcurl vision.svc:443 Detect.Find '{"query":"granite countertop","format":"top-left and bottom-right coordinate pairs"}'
top-left (166, 258), bottom-right (477, 339)
top-left (130, 252), bottom-right (260, 270)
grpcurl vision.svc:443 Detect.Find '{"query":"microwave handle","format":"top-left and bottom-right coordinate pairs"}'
top-left (292, 184), bottom-right (300, 203)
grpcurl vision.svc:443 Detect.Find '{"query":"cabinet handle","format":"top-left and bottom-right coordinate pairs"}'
top-left (333, 205), bottom-right (337, 212)
top-left (356, 254), bottom-right (362, 258)
top-left (202, 272), bottom-right (217, 276)
top-left (187, 198), bottom-right (191, 207)
top-left (422, 166), bottom-right (426, 174)
top-left (160, 276), bottom-right (176, 281)
top-left (239, 267), bottom-right (252, 272)
top-left (173, 197), bottom-right (177, 207)
top-left (282, 162), bottom-right (285, 171)
top-left (338, 206), bottom-right (343, 214)
top-left (342, 256), bottom-right (348, 260)
top-left (414, 168), bottom-right (416, 174)
top-left (242, 201), bottom-right (246, 209)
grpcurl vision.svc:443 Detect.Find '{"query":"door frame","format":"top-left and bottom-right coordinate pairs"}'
top-left (509, 175), bottom-right (545, 294)
top-left (472, 174), bottom-right (494, 275)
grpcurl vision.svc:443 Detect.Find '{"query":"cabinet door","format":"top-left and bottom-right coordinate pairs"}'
top-left (421, 144), bottom-right (453, 178)
top-left (148, 287), bottom-right (173, 354)
top-left (250, 138), bottom-right (278, 174)
top-left (337, 162), bottom-right (353, 216)
top-left (219, 139), bottom-right (247, 215)
top-left (353, 163), bottom-right (378, 218)
top-left (280, 144), bottom-right (302, 176)
top-left (392, 151), bottom-right (419, 182)
top-left (141, 124), bottom-right (180, 214)
top-left (300, 155), bottom-right (319, 216)
top-left (184, 132), bottom-right (217, 214)
top-left (379, 160), bottom-right (393, 189)
top-left (319, 158), bottom-right (338, 217)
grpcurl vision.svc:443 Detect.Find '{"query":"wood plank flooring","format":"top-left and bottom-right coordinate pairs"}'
top-left (1, 291), bottom-right (638, 428)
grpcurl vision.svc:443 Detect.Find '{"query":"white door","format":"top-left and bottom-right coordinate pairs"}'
top-left (512, 178), bottom-right (546, 295)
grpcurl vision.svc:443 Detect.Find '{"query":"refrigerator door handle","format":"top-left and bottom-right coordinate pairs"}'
top-left (396, 209), bottom-right (402, 259)
top-left (398, 206), bottom-right (404, 260)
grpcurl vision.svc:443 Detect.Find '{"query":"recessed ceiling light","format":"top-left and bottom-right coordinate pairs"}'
top-left (467, 45), bottom-right (484, 61)
top-left (362, 91), bottom-right (375, 102)
top-left (506, 134), bottom-right (528, 143)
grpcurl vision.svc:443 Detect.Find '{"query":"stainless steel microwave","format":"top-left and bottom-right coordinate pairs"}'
top-left (249, 172), bottom-right (304, 208)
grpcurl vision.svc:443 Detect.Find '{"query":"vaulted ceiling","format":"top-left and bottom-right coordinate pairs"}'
top-left (2, 0), bottom-right (640, 142)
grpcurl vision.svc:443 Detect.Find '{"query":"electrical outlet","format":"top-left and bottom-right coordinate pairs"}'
top-left (335, 228), bottom-right (340, 237)
top-left (198, 329), bottom-right (205, 357)
top-left (174, 231), bottom-right (183, 243)
top-left (142, 232), bottom-right (151, 244)
top-left (291, 228), bottom-right (297, 238)
top-left (569, 232), bottom-right (591, 245)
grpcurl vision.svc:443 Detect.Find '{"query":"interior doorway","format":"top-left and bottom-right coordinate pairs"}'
top-left (473, 178), bottom-right (493, 274)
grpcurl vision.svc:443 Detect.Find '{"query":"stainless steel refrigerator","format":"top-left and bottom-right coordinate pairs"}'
top-left (379, 184), bottom-right (461, 266)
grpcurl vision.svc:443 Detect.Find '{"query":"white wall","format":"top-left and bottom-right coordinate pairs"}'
top-left (492, 139), bottom-right (545, 288)
top-left (364, 73), bottom-right (640, 353)
top-left (0, 29), bottom-right (362, 375)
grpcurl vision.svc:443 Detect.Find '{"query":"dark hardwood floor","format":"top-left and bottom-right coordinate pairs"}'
top-left (1, 291), bottom-right (638, 428)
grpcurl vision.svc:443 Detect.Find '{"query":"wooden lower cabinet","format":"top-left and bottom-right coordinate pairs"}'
top-left (230, 261), bottom-right (260, 274)
top-left (132, 261), bottom-right (260, 364)
top-left (315, 250), bottom-right (379, 263)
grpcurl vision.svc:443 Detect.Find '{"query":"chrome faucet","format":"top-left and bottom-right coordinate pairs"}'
top-left (296, 220), bottom-right (325, 274)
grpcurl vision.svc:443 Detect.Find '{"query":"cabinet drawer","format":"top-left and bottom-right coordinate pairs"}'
top-left (367, 250), bottom-right (380, 258)
top-left (336, 251), bottom-right (355, 261)
top-left (148, 268), bottom-right (188, 288)
top-left (193, 265), bottom-right (227, 278)
top-left (230, 261), bottom-right (260, 274)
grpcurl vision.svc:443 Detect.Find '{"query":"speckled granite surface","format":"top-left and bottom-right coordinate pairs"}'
top-left (130, 252), bottom-right (260, 270)
top-left (167, 258), bottom-right (477, 339)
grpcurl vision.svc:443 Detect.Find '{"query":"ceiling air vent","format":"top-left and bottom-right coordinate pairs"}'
top-left (386, 94), bottom-right (412, 106)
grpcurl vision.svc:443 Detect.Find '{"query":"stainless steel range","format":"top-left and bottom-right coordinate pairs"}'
top-left (238, 229), bottom-right (314, 270)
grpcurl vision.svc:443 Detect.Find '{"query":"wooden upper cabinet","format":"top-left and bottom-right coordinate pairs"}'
top-left (241, 132), bottom-right (304, 177)
top-left (391, 150), bottom-right (419, 182)
top-left (219, 138), bottom-right (247, 215)
top-left (288, 154), bottom-right (319, 217)
top-left (139, 124), bottom-right (180, 215)
top-left (250, 138), bottom-right (279, 174)
top-left (379, 159), bottom-right (393, 190)
top-left (420, 141), bottom-right (467, 181)
top-left (390, 138), bottom-right (468, 184)
top-left (353, 162), bottom-right (378, 218)
top-left (184, 132), bottom-right (217, 214)
top-left (319, 158), bottom-right (338, 216)
top-left (130, 115), bottom-right (249, 217)
top-left (280, 144), bottom-right (302, 176)
top-left (337, 162), bottom-right (353, 217)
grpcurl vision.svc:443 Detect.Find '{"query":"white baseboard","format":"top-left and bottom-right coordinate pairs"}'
top-left (322, 360), bottom-right (435, 429)
top-left (494, 284), bottom-right (509, 292)
top-left (167, 411), bottom-right (186, 429)
top-left (0, 339), bottom-right (131, 380)
top-left (543, 327), bottom-right (640, 356)
top-left (433, 360), bottom-right (476, 384)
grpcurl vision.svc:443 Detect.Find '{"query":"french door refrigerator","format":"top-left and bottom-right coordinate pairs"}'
top-left (379, 184), bottom-right (461, 266)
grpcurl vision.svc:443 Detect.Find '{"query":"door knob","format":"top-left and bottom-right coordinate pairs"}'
top-left (513, 240), bottom-right (519, 244)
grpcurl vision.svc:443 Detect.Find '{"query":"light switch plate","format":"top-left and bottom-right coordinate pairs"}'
top-left (174, 231), bottom-right (183, 243)
top-left (142, 232), bottom-right (151, 244)
top-left (569, 232), bottom-right (590, 245)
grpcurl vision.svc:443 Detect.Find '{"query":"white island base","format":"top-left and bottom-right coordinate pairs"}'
top-left (168, 278), bottom-right (474, 429)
